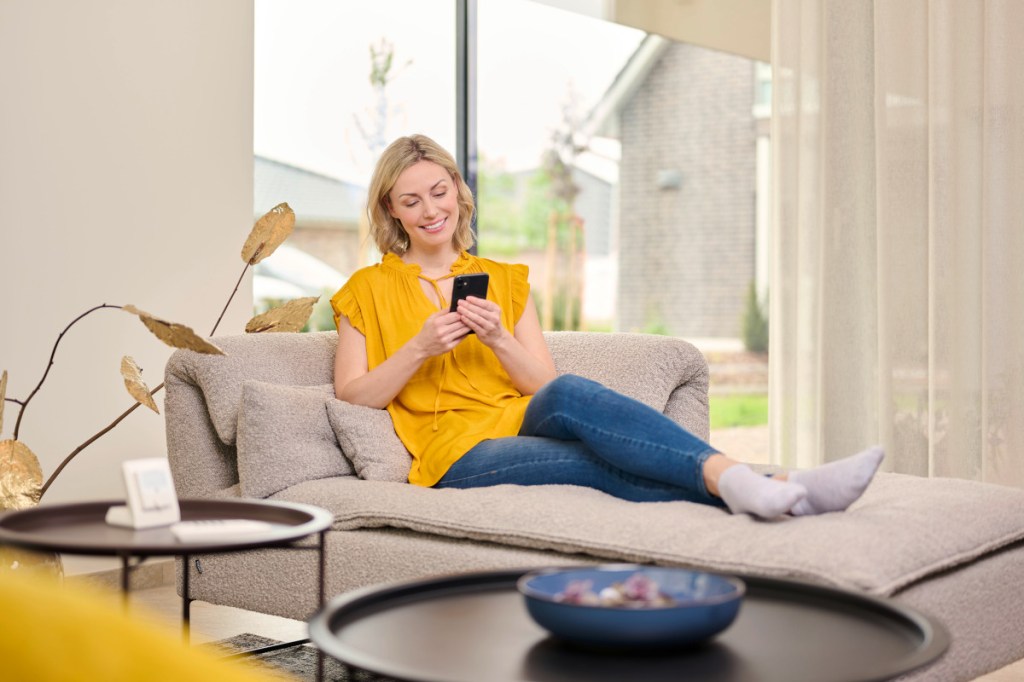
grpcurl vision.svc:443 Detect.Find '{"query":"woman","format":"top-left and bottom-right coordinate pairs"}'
top-left (331, 134), bottom-right (883, 519)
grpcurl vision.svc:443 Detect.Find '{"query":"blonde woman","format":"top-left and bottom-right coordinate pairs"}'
top-left (331, 134), bottom-right (883, 518)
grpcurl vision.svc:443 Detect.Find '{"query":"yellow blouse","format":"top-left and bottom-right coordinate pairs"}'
top-left (330, 251), bottom-right (532, 487)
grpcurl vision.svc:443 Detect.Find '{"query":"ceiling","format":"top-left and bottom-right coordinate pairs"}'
top-left (533, 0), bottom-right (771, 62)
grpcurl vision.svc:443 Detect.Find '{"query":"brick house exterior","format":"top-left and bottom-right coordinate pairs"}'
top-left (600, 38), bottom-right (760, 338)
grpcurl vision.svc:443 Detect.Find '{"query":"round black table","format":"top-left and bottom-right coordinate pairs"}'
top-left (0, 498), bottom-right (333, 637)
top-left (309, 568), bottom-right (949, 682)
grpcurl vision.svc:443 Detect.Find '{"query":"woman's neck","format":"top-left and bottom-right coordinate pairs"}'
top-left (403, 247), bottom-right (461, 278)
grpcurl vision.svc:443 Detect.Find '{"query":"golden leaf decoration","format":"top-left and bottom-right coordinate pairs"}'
top-left (0, 546), bottom-right (64, 580)
top-left (123, 305), bottom-right (224, 355)
top-left (245, 296), bottom-right (319, 334)
top-left (0, 439), bottom-right (43, 512)
top-left (241, 202), bottom-right (295, 265)
top-left (120, 356), bottom-right (159, 414)
top-left (0, 369), bottom-right (7, 436)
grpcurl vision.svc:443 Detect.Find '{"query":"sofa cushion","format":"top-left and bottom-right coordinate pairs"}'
top-left (168, 332), bottom-right (338, 446)
top-left (236, 381), bottom-right (355, 498)
top-left (325, 399), bottom-right (412, 482)
top-left (272, 471), bottom-right (1024, 597)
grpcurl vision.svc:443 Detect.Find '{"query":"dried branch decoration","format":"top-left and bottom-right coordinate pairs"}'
top-left (0, 440), bottom-right (42, 511)
top-left (241, 202), bottom-right (295, 265)
top-left (0, 370), bottom-right (7, 436)
top-left (120, 356), bottom-right (159, 414)
top-left (2, 202), bottom-right (319, 515)
top-left (122, 305), bottom-right (225, 355)
top-left (246, 296), bottom-right (320, 333)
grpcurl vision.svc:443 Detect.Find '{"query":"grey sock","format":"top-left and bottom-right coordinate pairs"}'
top-left (717, 464), bottom-right (807, 519)
top-left (788, 446), bottom-right (885, 516)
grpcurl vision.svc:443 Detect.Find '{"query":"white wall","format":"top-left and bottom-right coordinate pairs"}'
top-left (0, 0), bottom-right (254, 506)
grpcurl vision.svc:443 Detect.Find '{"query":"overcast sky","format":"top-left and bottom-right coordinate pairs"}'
top-left (254, 0), bottom-right (644, 185)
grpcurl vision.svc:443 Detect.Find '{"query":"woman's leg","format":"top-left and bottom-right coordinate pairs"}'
top-left (519, 375), bottom-right (807, 517)
top-left (435, 435), bottom-right (724, 505)
top-left (519, 375), bottom-right (719, 492)
top-left (438, 376), bottom-right (884, 517)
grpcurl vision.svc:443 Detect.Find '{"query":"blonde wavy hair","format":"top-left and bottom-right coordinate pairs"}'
top-left (367, 134), bottom-right (476, 255)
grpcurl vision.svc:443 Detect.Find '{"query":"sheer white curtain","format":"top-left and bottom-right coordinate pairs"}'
top-left (769, 0), bottom-right (1024, 487)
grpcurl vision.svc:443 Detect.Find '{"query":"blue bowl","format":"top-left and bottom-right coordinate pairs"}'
top-left (517, 565), bottom-right (745, 650)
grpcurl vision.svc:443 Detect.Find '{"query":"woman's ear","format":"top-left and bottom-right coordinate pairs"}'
top-left (384, 196), bottom-right (398, 219)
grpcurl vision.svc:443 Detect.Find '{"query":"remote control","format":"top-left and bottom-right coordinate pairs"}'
top-left (170, 519), bottom-right (275, 542)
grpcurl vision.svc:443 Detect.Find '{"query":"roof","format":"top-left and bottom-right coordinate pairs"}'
top-left (584, 34), bottom-right (671, 139)
top-left (254, 156), bottom-right (366, 225)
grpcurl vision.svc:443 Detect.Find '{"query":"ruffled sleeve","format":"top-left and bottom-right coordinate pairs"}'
top-left (508, 263), bottom-right (530, 323)
top-left (330, 283), bottom-right (365, 334)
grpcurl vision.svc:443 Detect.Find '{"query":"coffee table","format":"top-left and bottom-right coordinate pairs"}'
top-left (309, 568), bottom-right (949, 682)
top-left (0, 498), bottom-right (333, 641)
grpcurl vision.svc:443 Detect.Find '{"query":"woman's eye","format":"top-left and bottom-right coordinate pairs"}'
top-left (433, 191), bottom-right (447, 198)
top-left (404, 201), bottom-right (418, 207)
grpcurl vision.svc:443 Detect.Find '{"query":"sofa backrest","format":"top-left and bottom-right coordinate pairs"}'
top-left (164, 331), bottom-right (709, 498)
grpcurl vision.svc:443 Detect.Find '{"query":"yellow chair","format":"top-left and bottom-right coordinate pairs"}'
top-left (0, 570), bottom-right (288, 682)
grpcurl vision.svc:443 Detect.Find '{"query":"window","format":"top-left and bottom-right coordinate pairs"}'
top-left (478, 1), bottom-right (767, 342)
top-left (254, 0), bottom-right (456, 329)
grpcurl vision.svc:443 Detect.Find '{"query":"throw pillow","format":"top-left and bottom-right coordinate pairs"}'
top-left (236, 381), bottom-right (355, 499)
top-left (325, 399), bottom-right (412, 483)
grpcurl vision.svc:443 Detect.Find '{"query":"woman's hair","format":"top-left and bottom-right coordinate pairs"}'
top-left (367, 134), bottom-right (476, 255)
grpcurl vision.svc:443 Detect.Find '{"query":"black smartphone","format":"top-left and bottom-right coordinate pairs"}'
top-left (449, 273), bottom-right (490, 334)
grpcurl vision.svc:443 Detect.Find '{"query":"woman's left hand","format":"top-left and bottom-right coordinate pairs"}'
top-left (456, 296), bottom-right (508, 347)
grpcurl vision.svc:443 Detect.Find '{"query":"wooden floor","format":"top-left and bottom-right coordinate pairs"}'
top-left (129, 580), bottom-right (308, 646)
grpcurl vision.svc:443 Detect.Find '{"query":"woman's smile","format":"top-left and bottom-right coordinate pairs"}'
top-left (420, 217), bottom-right (447, 233)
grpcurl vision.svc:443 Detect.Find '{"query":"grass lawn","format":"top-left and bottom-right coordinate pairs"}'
top-left (709, 393), bottom-right (768, 429)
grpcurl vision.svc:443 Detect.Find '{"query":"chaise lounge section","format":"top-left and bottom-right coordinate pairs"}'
top-left (165, 331), bottom-right (1024, 681)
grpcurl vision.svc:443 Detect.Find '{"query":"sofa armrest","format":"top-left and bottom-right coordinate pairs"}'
top-left (165, 369), bottom-right (240, 498)
top-left (542, 331), bottom-right (709, 439)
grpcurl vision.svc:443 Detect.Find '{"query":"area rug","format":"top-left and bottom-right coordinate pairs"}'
top-left (209, 633), bottom-right (396, 682)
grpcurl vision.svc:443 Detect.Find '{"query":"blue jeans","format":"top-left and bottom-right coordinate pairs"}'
top-left (434, 375), bottom-right (723, 506)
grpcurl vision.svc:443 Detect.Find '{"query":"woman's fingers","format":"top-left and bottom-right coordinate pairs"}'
top-left (418, 311), bottom-right (470, 354)
top-left (457, 298), bottom-right (502, 341)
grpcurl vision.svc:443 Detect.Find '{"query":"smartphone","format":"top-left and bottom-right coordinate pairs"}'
top-left (449, 273), bottom-right (490, 333)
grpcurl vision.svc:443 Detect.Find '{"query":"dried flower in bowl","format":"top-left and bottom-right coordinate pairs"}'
top-left (556, 572), bottom-right (677, 608)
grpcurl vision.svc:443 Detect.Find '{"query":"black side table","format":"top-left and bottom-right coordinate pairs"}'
top-left (0, 498), bottom-right (333, 644)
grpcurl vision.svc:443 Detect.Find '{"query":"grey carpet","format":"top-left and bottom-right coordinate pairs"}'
top-left (209, 633), bottom-right (396, 682)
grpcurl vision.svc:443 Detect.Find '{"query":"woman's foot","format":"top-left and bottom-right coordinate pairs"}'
top-left (717, 464), bottom-right (807, 518)
top-left (787, 446), bottom-right (885, 515)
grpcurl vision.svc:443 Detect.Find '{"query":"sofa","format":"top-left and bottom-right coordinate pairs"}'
top-left (165, 331), bottom-right (1024, 681)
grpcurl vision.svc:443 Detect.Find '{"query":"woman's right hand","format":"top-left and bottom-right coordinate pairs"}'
top-left (335, 309), bottom-right (467, 408)
top-left (412, 310), bottom-right (471, 358)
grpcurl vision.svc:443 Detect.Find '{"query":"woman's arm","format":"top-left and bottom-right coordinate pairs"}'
top-left (457, 292), bottom-right (557, 395)
top-left (334, 310), bottom-right (470, 408)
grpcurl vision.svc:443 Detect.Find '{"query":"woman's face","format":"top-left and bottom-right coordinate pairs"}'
top-left (387, 160), bottom-right (460, 254)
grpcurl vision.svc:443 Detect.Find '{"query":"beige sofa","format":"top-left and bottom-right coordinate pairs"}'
top-left (165, 331), bottom-right (1024, 681)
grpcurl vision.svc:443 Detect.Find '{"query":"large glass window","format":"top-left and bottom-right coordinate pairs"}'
top-left (254, 0), bottom-right (771, 458)
top-left (478, 1), bottom-right (768, 343)
top-left (477, 1), bottom-right (771, 459)
top-left (476, 1), bottom-right (643, 332)
top-left (254, 0), bottom-right (456, 330)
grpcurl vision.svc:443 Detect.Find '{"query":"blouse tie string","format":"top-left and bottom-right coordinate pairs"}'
top-left (418, 273), bottom-right (455, 432)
